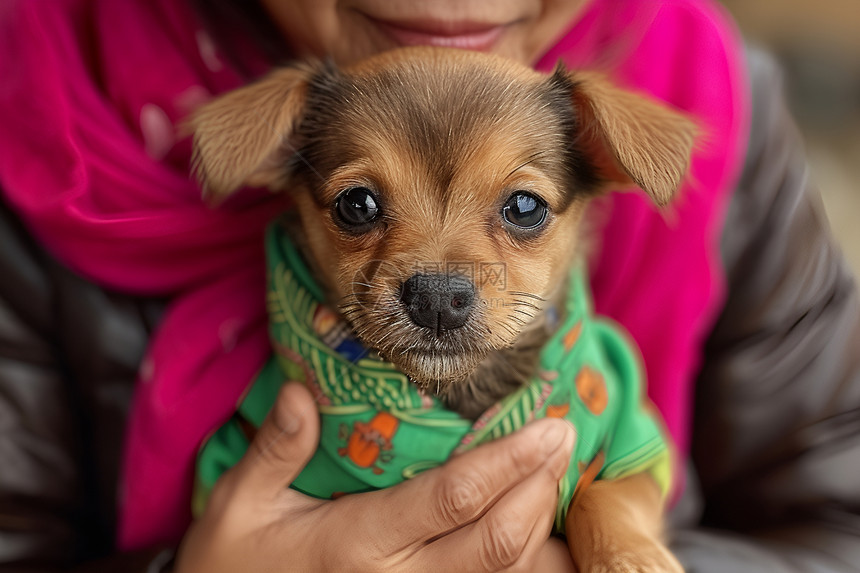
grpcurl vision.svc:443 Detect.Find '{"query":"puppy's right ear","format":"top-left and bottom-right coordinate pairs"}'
top-left (556, 66), bottom-right (698, 207)
top-left (189, 65), bottom-right (314, 203)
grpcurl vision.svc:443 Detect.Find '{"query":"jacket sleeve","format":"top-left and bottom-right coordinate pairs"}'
top-left (0, 201), bottom-right (165, 572)
top-left (671, 47), bottom-right (860, 573)
top-left (0, 198), bottom-right (84, 569)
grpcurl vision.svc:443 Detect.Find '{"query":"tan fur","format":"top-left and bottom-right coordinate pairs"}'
top-left (566, 473), bottom-right (683, 572)
top-left (190, 65), bottom-right (313, 199)
top-left (571, 71), bottom-right (697, 206)
top-left (190, 46), bottom-right (694, 571)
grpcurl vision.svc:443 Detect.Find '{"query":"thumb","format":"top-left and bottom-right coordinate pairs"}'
top-left (229, 382), bottom-right (320, 501)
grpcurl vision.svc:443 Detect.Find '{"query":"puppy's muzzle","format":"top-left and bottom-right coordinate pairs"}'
top-left (400, 273), bottom-right (476, 334)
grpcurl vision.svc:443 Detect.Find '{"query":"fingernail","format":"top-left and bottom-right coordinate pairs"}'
top-left (278, 382), bottom-right (303, 435)
top-left (281, 411), bottom-right (301, 435)
top-left (540, 420), bottom-right (575, 457)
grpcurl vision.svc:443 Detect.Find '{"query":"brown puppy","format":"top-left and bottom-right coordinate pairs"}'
top-left (191, 47), bottom-right (694, 572)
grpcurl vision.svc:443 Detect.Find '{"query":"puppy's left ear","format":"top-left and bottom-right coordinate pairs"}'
top-left (562, 67), bottom-right (697, 206)
top-left (189, 64), bottom-right (316, 202)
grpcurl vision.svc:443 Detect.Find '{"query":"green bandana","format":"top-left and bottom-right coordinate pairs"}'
top-left (195, 223), bottom-right (670, 532)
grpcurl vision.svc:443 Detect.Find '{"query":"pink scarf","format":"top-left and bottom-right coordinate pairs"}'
top-left (0, 0), bottom-right (748, 550)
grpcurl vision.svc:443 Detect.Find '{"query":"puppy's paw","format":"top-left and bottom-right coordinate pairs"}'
top-left (588, 536), bottom-right (683, 573)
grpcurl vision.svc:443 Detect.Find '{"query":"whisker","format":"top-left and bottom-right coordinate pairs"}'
top-left (511, 309), bottom-right (536, 319)
top-left (508, 315), bottom-right (529, 327)
top-left (509, 300), bottom-right (542, 311)
top-left (496, 320), bottom-right (518, 338)
top-left (506, 291), bottom-right (545, 301)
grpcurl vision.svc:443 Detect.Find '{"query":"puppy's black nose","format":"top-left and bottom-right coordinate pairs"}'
top-left (400, 273), bottom-right (476, 333)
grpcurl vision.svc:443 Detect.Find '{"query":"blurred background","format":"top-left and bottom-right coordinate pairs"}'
top-left (721, 0), bottom-right (860, 275)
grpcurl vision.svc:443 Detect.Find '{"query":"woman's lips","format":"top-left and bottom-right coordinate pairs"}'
top-left (370, 18), bottom-right (508, 51)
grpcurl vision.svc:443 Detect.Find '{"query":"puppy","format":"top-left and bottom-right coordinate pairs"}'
top-left (191, 47), bottom-right (694, 572)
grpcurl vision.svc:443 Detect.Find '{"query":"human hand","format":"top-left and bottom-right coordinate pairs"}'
top-left (175, 382), bottom-right (575, 572)
top-left (534, 537), bottom-right (576, 572)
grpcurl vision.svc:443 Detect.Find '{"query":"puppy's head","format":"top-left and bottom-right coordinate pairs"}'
top-left (190, 47), bottom-right (695, 393)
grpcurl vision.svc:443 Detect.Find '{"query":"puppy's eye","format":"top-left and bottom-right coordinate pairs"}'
top-left (502, 192), bottom-right (547, 229)
top-left (335, 187), bottom-right (380, 229)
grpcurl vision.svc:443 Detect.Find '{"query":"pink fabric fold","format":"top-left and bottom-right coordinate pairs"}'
top-left (0, 0), bottom-right (749, 550)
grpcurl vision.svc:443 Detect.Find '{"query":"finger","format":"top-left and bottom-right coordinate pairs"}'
top-left (379, 418), bottom-right (575, 546)
top-left (420, 430), bottom-right (573, 572)
top-left (225, 382), bottom-right (320, 502)
top-left (532, 537), bottom-right (576, 572)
